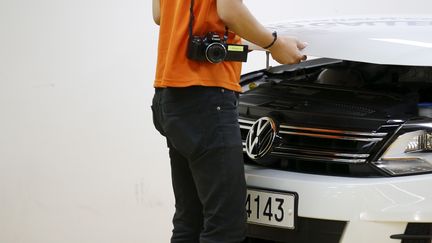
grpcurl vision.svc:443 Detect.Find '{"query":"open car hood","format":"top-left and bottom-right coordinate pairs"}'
top-left (255, 16), bottom-right (432, 66)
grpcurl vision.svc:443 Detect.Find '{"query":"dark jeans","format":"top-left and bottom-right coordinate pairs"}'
top-left (151, 86), bottom-right (247, 243)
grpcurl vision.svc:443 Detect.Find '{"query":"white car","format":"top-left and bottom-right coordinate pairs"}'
top-left (240, 16), bottom-right (432, 243)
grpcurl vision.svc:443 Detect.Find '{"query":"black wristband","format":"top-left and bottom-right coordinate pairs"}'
top-left (263, 31), bottom-right (277, 49)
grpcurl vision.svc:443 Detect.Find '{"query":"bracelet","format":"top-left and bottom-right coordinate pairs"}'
top-left (263, 31), bottom-right (277, 49)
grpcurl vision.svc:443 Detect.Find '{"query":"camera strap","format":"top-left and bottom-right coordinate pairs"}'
top-left (188, 0), bottom-right (194, 40)
top-left (189, 0), bottom-right (229, 42)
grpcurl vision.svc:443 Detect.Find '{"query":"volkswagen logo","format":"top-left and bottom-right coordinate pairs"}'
top-left (245, 117), bottom-right (278, 160)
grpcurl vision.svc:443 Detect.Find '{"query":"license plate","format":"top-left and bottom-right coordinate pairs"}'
top-left (246, 188), bottom-right (297, 229)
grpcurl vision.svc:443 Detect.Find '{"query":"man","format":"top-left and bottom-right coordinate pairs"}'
top-left (151, 0), bottom-right (306, 242)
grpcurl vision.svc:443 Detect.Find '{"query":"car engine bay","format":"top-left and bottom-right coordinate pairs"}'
top-left (238, 58), bottom-right (432, 177)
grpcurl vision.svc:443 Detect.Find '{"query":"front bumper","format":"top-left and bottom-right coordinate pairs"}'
top-left (245, 164), bottom-right (432, 243)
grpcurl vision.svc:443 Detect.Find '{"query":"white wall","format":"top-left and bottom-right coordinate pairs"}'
top-left (0, 1), bottom-right (431, 242)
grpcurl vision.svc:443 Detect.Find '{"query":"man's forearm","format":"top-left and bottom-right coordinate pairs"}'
top-left (152, 0), bottom-right (160, 25)
top-left (217, 0), bottom-right (274, 48)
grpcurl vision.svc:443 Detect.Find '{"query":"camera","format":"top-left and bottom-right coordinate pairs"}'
top-left (187, 32), bottom-right (248, 63)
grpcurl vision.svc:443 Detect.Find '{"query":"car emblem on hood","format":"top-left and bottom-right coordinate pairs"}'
top-left (245, 117), bottom-right (278, 160)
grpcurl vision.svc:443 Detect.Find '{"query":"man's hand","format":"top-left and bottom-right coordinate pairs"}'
top-left (268, 36), bottom-right (307, 64)
top-left (217, 0), bottom-right (307, 65)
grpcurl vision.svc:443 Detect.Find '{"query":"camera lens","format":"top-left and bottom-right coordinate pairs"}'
top-left (205, 43), bottom-right (227, 63)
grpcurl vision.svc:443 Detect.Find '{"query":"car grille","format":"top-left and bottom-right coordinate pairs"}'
top-left (239, 117), bottom-right (398, 177)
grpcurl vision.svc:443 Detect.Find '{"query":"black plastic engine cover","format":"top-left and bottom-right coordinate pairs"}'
top-left (239, 80), bottom-right (417, 131)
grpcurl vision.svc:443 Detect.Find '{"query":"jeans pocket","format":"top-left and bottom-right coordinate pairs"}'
top-left (203, 90), bottom-right (242, 150)
top-left (162, 106), bottom-right (206, 160)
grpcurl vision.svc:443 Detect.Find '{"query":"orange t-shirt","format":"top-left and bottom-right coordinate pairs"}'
top-left (154, 0), bottom-right (242, 92)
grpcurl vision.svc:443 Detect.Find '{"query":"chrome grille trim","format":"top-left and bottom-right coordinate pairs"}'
top-left (278, 130), bottom-right (383, 142)
top-left (239, 118), bottom-right (386, 142)
top-left (241, 142), bottom-right (370, 163)
top-left (273, 147), bottom-right (370, 158)
top-left (240, 124), bottom-right (254, 130)
top-left (271, 152), bottom-right (367, 163)
top-left (279, 124), bottom-right (388, 137)
top-left (239, 119), bottom-right (255, 125)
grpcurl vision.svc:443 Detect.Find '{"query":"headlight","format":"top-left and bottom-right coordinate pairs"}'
top-left (373, 122), bottom-right (432, 176)
top-left (405, 131), bottom-right (432, 153)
